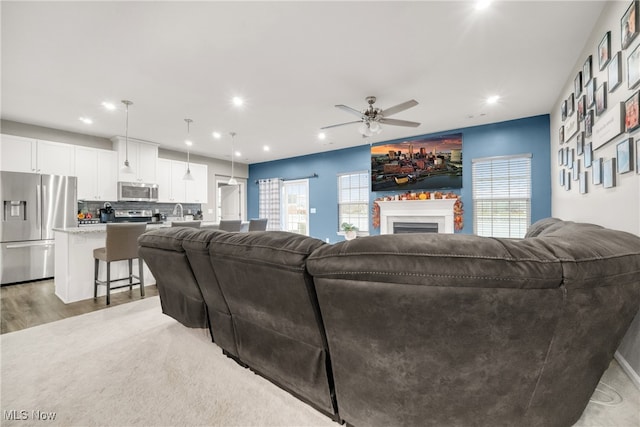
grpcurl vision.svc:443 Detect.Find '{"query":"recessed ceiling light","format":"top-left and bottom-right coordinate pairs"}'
top-left (487, 95), bottom-right (500, 104)
top-left (263, 145), bottom-right (270, 151)
top-left (476, 0), bottom-right (491, 10)
top-left (234, 150), bottom-right (242, 157)
top-left (232, 96), bottom-right (244, 107)
top-left (212, 131), bottom-right (221, 139)
top-left (101, 101), bottom-right (116, 111)
top-left (79, 117), bottom-right (93, 124)
top-left (318, 132), bottom-right (326, 140)
top-left (185, 140), bottom-right (193, 146)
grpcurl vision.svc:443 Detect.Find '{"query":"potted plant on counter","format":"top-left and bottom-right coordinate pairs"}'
top-left (341, 222), bottom-right (358, 240)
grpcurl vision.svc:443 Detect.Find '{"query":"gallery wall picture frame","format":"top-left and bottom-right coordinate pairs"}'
top-left (578, 95), bottom-right (586, 121)
top-left (567, 93), bottom-right (575, 116)
top-left (568, 148), bottom-right (575, 167)
top-left (596, 82), bottom-right (608, 116)
top-left (585, 142), bottom-right (593, 168)
top-left (559, 126), bottom-right (565, 144)
top-left (558, 149), bottom-right (564, 166)
top-left (616, 138), bottom-right (634, 173)
top-left (559, 169), bottom-right (565, 186)
top-left (628, 43), bottom-right (640, 89)
top-left (625, 91), bottom-right (640, 131)
top-left (585, 109), bottom-right (594, 137)
top-left (565, 171), bottom-right (572, 190)
top-left (563, 147), bottom-right (570, 166)
top-left (573, 159), bottom-right (580, 181)
top-left (586, 78), bottom-right (596, 108)
top-left (593, 157), bottom-right (603, 185)
top-left (576, 132), bottom-right (584, 155)
top-left (603, 158), bottom-right (616, 188)
top-left (621, 0), bottom-right (639, 50)
top-left (575, 71), bottom-right (583, 96)
top-left (637, 139), bottom-right (640, 173)
top-left (608, 52), bottom-right (623, 92)
top-left (561, 100), bottom-right (567, 121)
top-left (583, 56), bottom-right (593, 85)
top-left (579, 171), bottom-right (588, 194)
top-left (599, 31), bottom-right (612, 70)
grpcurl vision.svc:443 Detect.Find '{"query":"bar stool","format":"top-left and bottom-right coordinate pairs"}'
top-left (93, 223), bottom-right (147, 305)
top-left (248, 218), bottom-right (268, 231)
top-left (218, 220), bottom-right (242, 231)
top-left (171, 221), bottom-right (201, 228)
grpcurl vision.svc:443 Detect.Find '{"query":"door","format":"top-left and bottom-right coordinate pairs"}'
top-left (0, 171), bottom-right (40, 242)
top-left (220, 185), bottom-right (241, 220)
top-left (282, 179), bottom-right (309, 236)
top-left (41, 174), bottom-right (77, 240)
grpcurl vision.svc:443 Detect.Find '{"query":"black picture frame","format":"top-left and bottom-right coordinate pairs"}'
top-left (592, 157), bottom-right (603, 185)
top-left (586, 78), bottom-right (596, 108)
top-left (628, 43), bottom-right (640, 89)
top-left (621, 0), bottom-right (639, 50)
top-left (585, 142), bottom-right (593, 168)
top-left (574, 71), bottom-right (583, 96)
top-left (567, 93), bottom-right (575, 116)
top-left (583, 56), bottom-right (593, 86)
top-left (603, 158), bottom-right (616, 188)
top-left (596, 82), bottom-right (607, 116)
top-left (578, 95), bottom-right (586, 121)
top-left (608, 51), bottom-right (623, 92)
top-left (585, 109), bottom-right (594, 137)
top-left (616, 138), bottom-right (634, 173)
top-left (625, 91), bottom-right (640, 131)
top-left (599, 31), bottom-right (612, 70)
top-left (576, 132), bottom-right (584, 155)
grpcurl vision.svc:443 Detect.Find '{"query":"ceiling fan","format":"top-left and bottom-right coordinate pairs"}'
top-left (321, 96), bottom-right (420, 137)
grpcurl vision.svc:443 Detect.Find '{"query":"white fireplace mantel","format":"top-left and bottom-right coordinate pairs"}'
top-left (376, 199), bottom-right (457, 234)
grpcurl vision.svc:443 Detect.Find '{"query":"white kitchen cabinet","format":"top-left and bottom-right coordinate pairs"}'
top-left (185, 162), bottom-right (208, 203)
top-left (0, 134), bottom-right (74, 176)
top-left (75, 146), bottom-right (117, 201)
top-left (112, 137), bottom-right (158, 183)
top-left (157, 158), bottom-right (207, 203)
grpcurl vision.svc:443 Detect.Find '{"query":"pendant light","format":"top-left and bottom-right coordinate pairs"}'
top-left (121, 100), bottom-right (134, 174)
top-left (228, 132), bottom-right (238, 185)
top-left (183, 118), bottom-right (194, 181)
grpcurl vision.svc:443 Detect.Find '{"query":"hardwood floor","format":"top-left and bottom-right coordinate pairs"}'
top-left (1, 279), bottom-right (158, 334)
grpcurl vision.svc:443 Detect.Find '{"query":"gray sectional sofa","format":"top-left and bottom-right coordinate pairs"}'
top-left (138, 218), bottom-right (640, 427)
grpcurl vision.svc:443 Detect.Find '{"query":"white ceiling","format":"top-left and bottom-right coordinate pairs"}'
top-left (1, 1), bottom-right (605, 165)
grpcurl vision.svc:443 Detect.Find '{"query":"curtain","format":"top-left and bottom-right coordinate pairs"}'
top-left (258, 178), bottom-right (282, 231)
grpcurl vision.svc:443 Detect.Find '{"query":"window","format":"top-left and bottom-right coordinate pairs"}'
top-left (472, 154), bottom-right (531, 238)
top-left (282, 179), bottom-right (309, 235)
top-left (338, 171), bottom-right (369, 232)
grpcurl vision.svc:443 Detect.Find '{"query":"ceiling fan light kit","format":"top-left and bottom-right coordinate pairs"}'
top-left (321, 96), bottom-right (420, 138)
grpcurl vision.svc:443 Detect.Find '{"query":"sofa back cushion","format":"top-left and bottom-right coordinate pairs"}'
top-left (207, 231), bottom-right (336, 415)
top-left (138, 228), bottom-right (207, 328)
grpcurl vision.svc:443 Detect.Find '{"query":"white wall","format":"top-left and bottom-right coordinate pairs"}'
top-left (551, 1), bottom-right (640, 386)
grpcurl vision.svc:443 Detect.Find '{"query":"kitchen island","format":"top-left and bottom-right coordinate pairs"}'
top-left (53, 224), bottom-right (165, 303)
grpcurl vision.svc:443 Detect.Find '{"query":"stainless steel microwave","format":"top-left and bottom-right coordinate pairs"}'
top-left (118, 182), bottom-right (158, 202)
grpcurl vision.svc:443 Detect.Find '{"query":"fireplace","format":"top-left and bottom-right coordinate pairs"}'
top-left (376, 199), bottom-right (456, 234)
top-left (393, 222), bottom-right (439, 234)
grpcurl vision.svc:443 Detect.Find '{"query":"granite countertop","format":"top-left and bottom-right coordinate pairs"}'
top-left (53, 221), bottom-right (221, 234)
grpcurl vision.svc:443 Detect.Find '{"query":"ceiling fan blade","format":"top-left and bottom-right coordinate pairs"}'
top-left (335, 104), bottom-right (364, 118)
top-left (381, 99), bottom-right (419, 117)
top-left (379, 118), bottom-right (421, 127)
top-left (320, 120), bottom-right (362, 130)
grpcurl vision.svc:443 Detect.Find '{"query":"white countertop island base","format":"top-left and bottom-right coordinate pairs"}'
top-left (54, 226), bottom-right (156, 303)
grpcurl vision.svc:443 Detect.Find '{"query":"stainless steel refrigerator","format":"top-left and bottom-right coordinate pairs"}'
top-left (1, 171), bottom-right (77, 285)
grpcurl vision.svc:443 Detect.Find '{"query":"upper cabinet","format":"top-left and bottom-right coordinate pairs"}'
top-left (0, 134), bottom-right (74, 176)
top-left (75, 146), bottom-right (117, 201)
top-left (112, 136), bottom-right (158, 183)
top-left (157, 158), bottom-right (208, 203)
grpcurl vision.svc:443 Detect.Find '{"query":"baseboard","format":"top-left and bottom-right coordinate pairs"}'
top-left (615, 351), bottom-right (640, 391)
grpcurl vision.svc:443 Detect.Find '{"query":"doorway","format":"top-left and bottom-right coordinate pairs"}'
top-left (282, 179), bottom-right (309, 235)
top-left (216, 178), bottom-right (245, 222)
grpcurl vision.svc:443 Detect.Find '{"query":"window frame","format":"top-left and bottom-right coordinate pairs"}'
top-left (337, 170), bottom-right (370, 234)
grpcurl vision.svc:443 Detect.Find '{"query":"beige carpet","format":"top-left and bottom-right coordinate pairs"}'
top-left (0, 297), bottom-right (334, 426)
top-left (1, 296), bottom-right (638, 426)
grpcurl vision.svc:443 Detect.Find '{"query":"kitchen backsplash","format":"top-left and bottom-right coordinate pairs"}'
top-left (79, 201), bottom-right (202, 218)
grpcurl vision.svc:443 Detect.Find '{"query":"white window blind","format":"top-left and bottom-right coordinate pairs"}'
top-left (472, 154), bottom-right (531, 238)
top-left (337, 171), bottom-right (369, 232)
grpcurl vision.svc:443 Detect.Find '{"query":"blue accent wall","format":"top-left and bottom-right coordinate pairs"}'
top-left (249, 114), bottom-right (551, 242)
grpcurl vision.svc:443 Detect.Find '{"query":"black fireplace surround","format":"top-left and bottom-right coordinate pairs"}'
top-left (138, 218), bottom-right (640, 427)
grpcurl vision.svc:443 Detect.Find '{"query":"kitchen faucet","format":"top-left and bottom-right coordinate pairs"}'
top-left (172, 203), bottom-right (184, 219)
